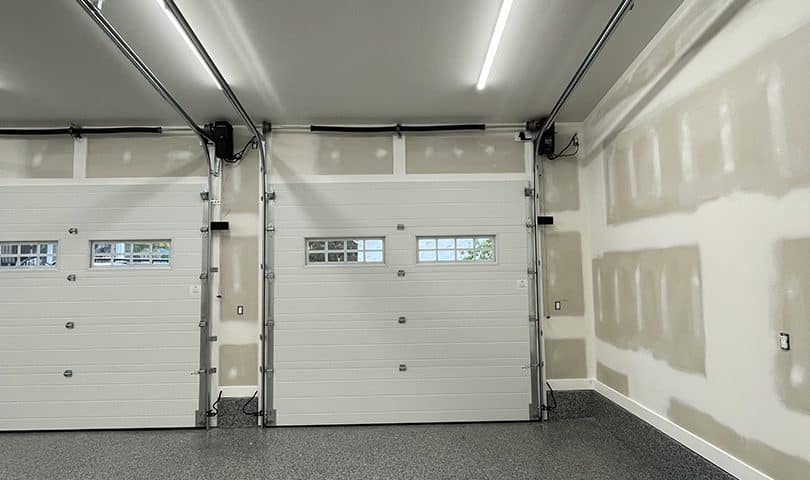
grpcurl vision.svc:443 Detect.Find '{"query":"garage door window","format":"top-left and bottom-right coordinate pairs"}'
top-left (306, 238), bottom-right (384, 264)
top-left (0, 241), bottom-right (58, 268)
top-left (417, 236), bottom-right (495, 263)
top-left (91, 240), bottom-right (171, 266)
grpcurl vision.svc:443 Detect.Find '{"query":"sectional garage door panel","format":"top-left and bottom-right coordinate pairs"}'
top-left (0, 183), bottom-right (204, 430)
top-left (273, 181), bottom-right (532, 426)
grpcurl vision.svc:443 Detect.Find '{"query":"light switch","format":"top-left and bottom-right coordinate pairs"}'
top-left (779, 332), bottom-right (790, 351)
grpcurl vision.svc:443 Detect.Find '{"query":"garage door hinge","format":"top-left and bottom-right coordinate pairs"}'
top-left (527, 268), bottom-right (536, 275)
top-left (199, 272), bottom-right (209, 280)
top-left (524, 187), bottom-right (535, 197)
top-left (264, 192), bottom-right (276, 201)
top-left (265, 271), bottom-right (275, 280)
top-left (265, 224), bottom-right (276, 232)
top-left (260, 366), bottom-right (274, 375)
top-left (525, 222), bottom-right (535, 229)
top-left (200, 191), bottom-right (210, 201)
top-left (529, 316), bottom-right (538, 323)
top-left (192, 367), bottom-right (217, 375)
top-left (198, 320), bottom-right (208, 328)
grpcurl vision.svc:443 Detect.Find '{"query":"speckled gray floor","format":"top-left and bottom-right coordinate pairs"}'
top-left (0, 419), bottom-right (705, 480)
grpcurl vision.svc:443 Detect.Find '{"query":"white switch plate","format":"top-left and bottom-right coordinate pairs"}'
top-left (779, 332), bottom-right (790, 351)
top-left (516, 279), bottom-right (528, 289)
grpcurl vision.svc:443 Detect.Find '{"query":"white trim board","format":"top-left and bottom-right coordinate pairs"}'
top-left (547, 378), bottom-right (594, 391)
top-left (593, 381), bottom-right (773, 480)
top-left (217, 385), bottom-right (260, 398)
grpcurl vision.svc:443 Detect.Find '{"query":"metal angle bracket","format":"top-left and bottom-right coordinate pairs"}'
top-left (529, 403), bottom-right (541, 421)
top-left (524, 187), bottom-right (535, 197)
top-left (200, 191), bottom-right (210, 201)
top-left (264, 191), bottom-right (276, 201)
top-left (264, 409), bottom-right (277, 426)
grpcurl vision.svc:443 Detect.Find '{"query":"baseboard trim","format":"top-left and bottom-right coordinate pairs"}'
top-left (593, 381), bottom-right (772, 480)
top-left (547, 378), bottom-right (594, 391)
top-left (216, 385), bottom-right (259, 398)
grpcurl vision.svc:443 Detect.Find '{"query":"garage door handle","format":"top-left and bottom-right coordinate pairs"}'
top-left (65, 321), bottom-right (75, 329)
top-left (63, 369), bottom-right (73, 378)
top-left (399, 364), bottom-right (407, 372)
top-left (66, 274), bottom-right (77, 282)
top-left (397, 316), bottom-right (406, 324)
top-left (397, 270), bottom-right (406, 277)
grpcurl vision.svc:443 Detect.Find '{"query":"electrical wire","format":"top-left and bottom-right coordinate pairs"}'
top-left (546, 133), bottom-right (579, 160)
top-left (206, 390), bottom-right (223, 417)
top-left (242, 391), bottom-right (262, 417)
top-left (224, 135), bottom-right (256, 164)
top-left (542, 382), bottom-right (558, 413)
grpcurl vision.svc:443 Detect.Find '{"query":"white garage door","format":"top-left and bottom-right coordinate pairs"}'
top-left (272, 180), bottom-right (532, 425)
top-left (0, 183), bottom-right (204, 430)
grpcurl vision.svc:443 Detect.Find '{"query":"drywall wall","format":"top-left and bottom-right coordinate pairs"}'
top-left (582, 0), bottom-right (810, 477)
top-left (540, 124), bottom-right (591, 382)
top-left (406, 132), bottom-right (524, 174)
top-left (0, 137), bottom-right (73, 178)
top-left (216, 138), bottom-right (260, 389)
top-left (86, 135), bottom-right (207, 178)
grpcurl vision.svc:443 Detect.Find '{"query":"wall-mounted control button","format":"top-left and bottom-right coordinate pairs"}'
top-left (554, 301), bottom-right (562, 311)
top-left (237, 305), bottom-right (244, 316)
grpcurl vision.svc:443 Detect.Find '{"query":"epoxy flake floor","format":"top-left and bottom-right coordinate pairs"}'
top-left (1, 418), bottom-right (681, 479)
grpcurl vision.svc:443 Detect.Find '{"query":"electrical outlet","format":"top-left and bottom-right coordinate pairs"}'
top-left (779, 332), bottom-right (790, 351)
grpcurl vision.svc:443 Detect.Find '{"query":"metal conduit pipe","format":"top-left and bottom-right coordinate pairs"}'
top-left (536, 0), bottom-right (635, 144)
top-left (159, 0), bottom-right (274, 427)
top-left (529, 0), bottom-right (634, 420)
top-left (75, 0), bottom-right (218, 429)
top-left (74, 0), bottom-right (213, 168)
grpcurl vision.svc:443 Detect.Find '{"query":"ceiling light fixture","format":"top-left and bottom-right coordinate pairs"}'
top-left (154, 0), bottom-right (222, 90)
top-left (476, 0), bottom-right (513, 91)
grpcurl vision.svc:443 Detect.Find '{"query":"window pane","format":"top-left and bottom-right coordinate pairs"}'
top-left (457, 250), bottom-right (475, 261)
top-left (327, 252), bottom-right (345, 262)
top-left (438, 250), bottom-right (455, 262)
top-left (94, 243), bottom-right (111, 254)
top-left (20, 244), bottom-right (36, 254)
top-left (357, 252), bottom-right (365, 262)
top-left (309, 252), bottom-right (325, 263)
top-left (437, 238), bottom-right (454, 249)
top-left (132, 243), bottom-right (151, 254)
top-left (365, 251), bottom-right (383, 263)
top-left (418, 238), bottom-right (436, 250)
top-left (20, 256), bottom-right (38, 266)
top-left (457, 238), bottom-right (474, 249)
top-left (419, 250), bottom-right (437, 262)
top-left (327, 240), bottom-right (345, 250)
top-left (346, 240), bottom-right (359, 250)
top-left (346, 252), bottom-right (358, 262)
top-left (365, 239), bottom-right (383, 250)
top-left (1, 257), bottom-right (17, 266)
top-left (308, 240), bottom-right (325, 251)
top-left (1, 244), bottom-right (17, 255)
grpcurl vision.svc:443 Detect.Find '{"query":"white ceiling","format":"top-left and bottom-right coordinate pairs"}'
top-left (0, 0), bottom-right (683, 126)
